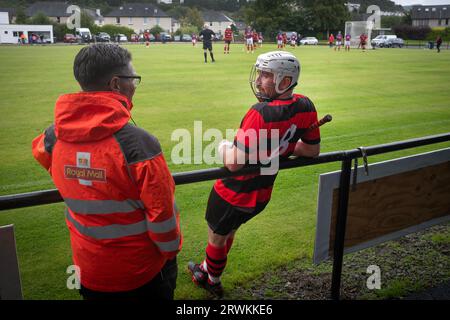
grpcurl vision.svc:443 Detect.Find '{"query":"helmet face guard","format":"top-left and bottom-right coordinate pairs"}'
top-left (249, 51), bottom-right (300, 102)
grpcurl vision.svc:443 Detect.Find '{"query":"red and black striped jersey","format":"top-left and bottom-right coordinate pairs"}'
top-left (224, 29), bottom-right (233, 41)
top-left (214, 94), bottom-right (320, 211)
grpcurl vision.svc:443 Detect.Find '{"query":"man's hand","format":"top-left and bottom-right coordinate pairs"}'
top-left (218, 140), bottom-right (245, 172)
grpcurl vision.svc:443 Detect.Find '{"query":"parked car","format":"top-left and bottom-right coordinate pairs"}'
top-left (63, 34), bottom-right (77, 43)
top-left (75, 28), bottom-right (92, 43)
top-left (371, 35), bottom-right (404, 48)
top-left (181, 34), bottom-right (192, 42)
top-left (160, 32), bottom-right (172, 42)
top-left (114, 34), bottom-right (128, 42)
top-left (174, 35), bottom-right (181, 41)
top-left (385, 37), bottom-right (404, 48)
top-left (95, 32), bottom-right (111, 42)
top-left (299, 37), bottom-right (318, 45)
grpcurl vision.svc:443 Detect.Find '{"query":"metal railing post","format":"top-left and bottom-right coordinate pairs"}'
top-left (331, 156), bottom-right (353, 300)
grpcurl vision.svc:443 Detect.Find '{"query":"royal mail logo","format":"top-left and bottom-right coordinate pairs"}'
top-left (64, 166), bottom-right (106, 182)
top-left (78, 158), bottom-right (89, 166)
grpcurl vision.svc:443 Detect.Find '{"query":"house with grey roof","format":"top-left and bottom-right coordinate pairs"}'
top-left (25, 1), bottom-right (103, 26)
top-left (0, 7), bottom-right (15, 23)
top-left (103, 3), bottom-right (171, 33)
top-left (201, 10), bottom-right (233, 36)
top-left (411, 5), bottom-right (450, 27)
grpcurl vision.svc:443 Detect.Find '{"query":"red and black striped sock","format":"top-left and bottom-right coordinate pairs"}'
top-left (204, 242), bottom-right (227, 284)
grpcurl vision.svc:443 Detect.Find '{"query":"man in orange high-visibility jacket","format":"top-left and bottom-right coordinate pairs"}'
top-left (32, 43), bottom-right (182, 300)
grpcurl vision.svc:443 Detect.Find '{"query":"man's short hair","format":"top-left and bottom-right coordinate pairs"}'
top-left (73, 44), bottom-right (132, 89)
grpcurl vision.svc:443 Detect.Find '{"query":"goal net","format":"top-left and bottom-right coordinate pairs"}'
top-left (345, 21), bottom-right (374, 48)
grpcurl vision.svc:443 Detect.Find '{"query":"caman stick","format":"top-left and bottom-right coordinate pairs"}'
top-left (307, 114), bottom-right (332, 132)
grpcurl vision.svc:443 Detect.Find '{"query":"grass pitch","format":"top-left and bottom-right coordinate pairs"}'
top-left (0, 43), bottom-right (449, 299)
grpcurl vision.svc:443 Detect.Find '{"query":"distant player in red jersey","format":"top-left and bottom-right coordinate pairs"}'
top-left (277, 32), bottom-right (283, 49)
top-left (258, 32), bottom-right (263, 48)
top-left (192, 34), bottom-right (197, 46)
top-left (329, 33), bottom-right (335, 48)
top-left (245, 26), bottom-right (254, 53)
top-left (360, 33), bottom-right (367, 51)
top-left (282, 32), bottom-right (287, 48)
top-left (144, 30), bottom-right (150, 48)
top-left (345, 33), bottom-right (351, 51)
top-left (290, 32), bottom-right (297, 47)
top-left (223, 26), bottom-right (233, 54)
top-left (252, 30), bottom-right (259, 50)
top-left (335, 31), bottom-right (343, 51)
top-left (187, 51), bottom-right (321, 298)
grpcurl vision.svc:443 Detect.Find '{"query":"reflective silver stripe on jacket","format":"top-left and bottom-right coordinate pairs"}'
top-left (146, 214), bottom-right (177, 234)
top-left (155, 236), bottom-right (181, 253)
top-left (65, 206), bottom-right (179, 242)
top-left (65, 209), bottom-right (147, 239)
top-left (64, 198), bottom-right (144, 214)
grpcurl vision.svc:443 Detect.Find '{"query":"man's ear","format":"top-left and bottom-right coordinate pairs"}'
top-left (280, 76), bottom-right (292, 90)
top-left (109, 76), bottom-right (121, 92)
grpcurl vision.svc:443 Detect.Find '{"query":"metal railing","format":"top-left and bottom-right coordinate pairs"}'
top-left (1, 132), bottom-right (449, 300)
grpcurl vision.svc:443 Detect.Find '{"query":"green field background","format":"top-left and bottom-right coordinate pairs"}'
top-left (0, 43), bottom-right (449, 299)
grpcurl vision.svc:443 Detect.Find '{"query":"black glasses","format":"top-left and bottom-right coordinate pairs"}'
top-left (116, 75), bottom-right (142, 87)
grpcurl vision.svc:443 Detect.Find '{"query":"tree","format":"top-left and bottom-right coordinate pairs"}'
top-left (80, 11), bottom-right (95, 29)
top-left (302, 0), bottom-right (350, 37)
top-left (15, 7), bottom-right (29, 24)
top-left (29, 12), bottom-right (52, 25)
top-left (244, 0), bottom-right (298, 39)
top-left (149, 25), bottom-right (165, 35)
top-left (381, 15), bottom-right (403, 29)
top-left (182, 7), bottom-right (204, 31)
top-left (175, 24), bottom-right (199, 36)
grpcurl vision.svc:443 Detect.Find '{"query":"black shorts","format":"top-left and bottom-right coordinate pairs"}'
top-left (203, 42), bottom-right (213, 50)
top-left (224, 40), bottom-right (231, 45)
top-left (205, 188), bottom-right (266, 235)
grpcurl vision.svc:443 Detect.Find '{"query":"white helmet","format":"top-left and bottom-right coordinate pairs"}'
top-left (249, 51), bottom-right (300, 101)
top-left (203, 23), bottom-right (209, 29)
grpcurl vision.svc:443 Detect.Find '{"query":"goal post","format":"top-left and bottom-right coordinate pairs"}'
top-left (344, 21), bottom-right (374, 48)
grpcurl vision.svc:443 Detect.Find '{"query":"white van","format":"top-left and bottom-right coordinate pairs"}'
top-left (75, 28), bottom-right (92, 43)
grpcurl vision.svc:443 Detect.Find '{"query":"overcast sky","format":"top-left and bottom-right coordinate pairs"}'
top-left (393, 0), bottom-right (450, 5)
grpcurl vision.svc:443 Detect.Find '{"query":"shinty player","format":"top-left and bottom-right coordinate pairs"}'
top-left (188, 51), bottom-right (322, 298)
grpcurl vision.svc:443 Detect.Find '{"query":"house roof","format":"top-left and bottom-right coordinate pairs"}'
top-left (0, 7), bottom-right (16, 15)
top-left (26, 1), bottom-right (72, 17)
top-left (25, 2), bottom-right (103, 19)
top-left (411, 5), bottom-right (450, 20)
top-left (201, 10), bottom-right (232, 23)
top-left (104, 3), bottom-right (169, 17)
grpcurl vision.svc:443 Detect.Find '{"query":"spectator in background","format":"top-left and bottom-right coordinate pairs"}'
top-left (436, 36), bottom-right (442, 53)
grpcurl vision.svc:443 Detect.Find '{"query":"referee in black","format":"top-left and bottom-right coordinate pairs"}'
top-left (199, 23), bottom-right (216, 63)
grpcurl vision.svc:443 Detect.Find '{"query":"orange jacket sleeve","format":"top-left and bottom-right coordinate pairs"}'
top-left (31, 125), bottom-right (56, 173)
top-left (129, 154), bottom-right (182, 259)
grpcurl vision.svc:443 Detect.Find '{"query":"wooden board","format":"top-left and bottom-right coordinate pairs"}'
top-left (313, 148), bottom-right (450, 264)
top-left (329, 162), bottom-right (450, 253)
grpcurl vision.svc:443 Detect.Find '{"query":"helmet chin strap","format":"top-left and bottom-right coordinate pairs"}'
top-left (255, 82), bottom-right (297, 102)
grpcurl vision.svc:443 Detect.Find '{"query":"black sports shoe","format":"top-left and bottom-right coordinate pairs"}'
top-left (188, 261), bottom-right (224, 298)
top-left (202, 279), bottom-right (224, 298)
top-left (188, 261), bottom-right (207, 285)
